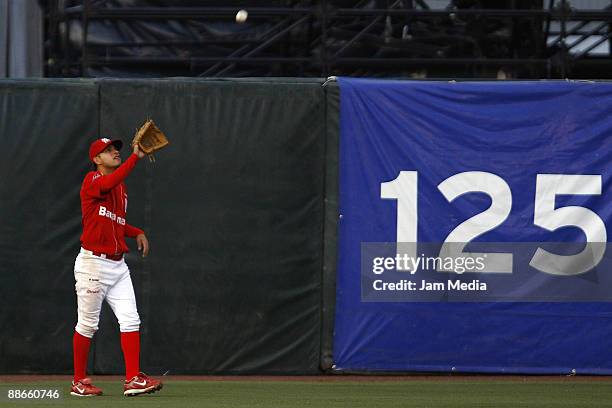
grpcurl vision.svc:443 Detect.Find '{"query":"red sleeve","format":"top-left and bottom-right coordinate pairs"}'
top-left (125, 223), bottom-right (144, 238)
top-left (83, 154), bottom-right (139, 197)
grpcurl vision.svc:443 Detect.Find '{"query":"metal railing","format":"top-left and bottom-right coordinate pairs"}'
top-left (44, 0), bottom-right (612, 79)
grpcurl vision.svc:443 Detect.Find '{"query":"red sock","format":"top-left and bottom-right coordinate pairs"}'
top-left (73, 332), bottom-right (91, 382)
top-left (120, 331), bottom-right (140, 381)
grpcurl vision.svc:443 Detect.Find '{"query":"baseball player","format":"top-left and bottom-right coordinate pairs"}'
top-left (71, 138), bottom-right (162, 397)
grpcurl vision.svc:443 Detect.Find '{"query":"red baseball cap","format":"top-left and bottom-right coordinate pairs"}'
top-left (89, 138), bottom-right (123, 162)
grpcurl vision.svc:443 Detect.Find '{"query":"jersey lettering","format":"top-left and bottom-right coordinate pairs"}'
top-left (98, 206), bottom-right (126, 225)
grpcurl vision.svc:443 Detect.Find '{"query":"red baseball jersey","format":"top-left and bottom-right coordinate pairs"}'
top-left (80, 154), bottom-right (144, 255)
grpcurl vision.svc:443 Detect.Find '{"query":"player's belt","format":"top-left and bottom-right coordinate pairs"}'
top-left (82, 248), bottom-right (124, 261)
top-left (92, 252), bottom-right (124, 261)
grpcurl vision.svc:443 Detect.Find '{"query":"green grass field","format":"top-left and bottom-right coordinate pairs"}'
top-left (2, 378), bottom-right (612, 408)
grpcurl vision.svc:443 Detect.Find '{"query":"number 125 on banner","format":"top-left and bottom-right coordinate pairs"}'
top-left (381, 171), bottom-right (607, 276)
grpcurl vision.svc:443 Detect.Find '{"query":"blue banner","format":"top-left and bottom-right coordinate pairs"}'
top-left (334, 78), bottom-right (612, 373)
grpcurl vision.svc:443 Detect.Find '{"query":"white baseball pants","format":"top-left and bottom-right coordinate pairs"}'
top-left (74, 248), bottom-right (140, 338)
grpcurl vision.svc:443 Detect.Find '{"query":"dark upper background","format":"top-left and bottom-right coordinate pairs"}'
top-left (3, 0), bottom-right (612, 80)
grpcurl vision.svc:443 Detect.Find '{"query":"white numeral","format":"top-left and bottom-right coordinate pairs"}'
top-left (530, 174), bottom-right (606, 275)
top-left (437, 171), bottom-right (513, 273)
top-left (381, 171), bottom-right (417, 270)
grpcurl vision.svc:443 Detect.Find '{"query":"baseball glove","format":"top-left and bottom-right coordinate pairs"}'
top-left (132, 119), bottom-right (169, 162)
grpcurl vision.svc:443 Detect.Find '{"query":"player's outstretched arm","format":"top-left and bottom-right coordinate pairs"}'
top-left (95, 154), bottom-right (140, 193)
top-left (93, 142), bottom-right (145, 194)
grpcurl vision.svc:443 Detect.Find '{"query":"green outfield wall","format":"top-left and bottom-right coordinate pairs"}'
top-left (0, 78), bottom-right (338, 375)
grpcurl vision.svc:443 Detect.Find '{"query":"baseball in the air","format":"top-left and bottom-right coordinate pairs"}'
top-left (236, 9), bottom-right (248, 23)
